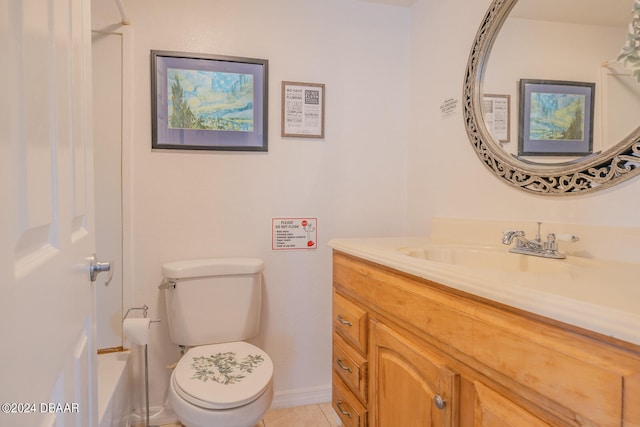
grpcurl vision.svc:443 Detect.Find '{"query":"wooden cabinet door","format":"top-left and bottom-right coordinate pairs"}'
top-left (369, 320), bottom-right (459, 427)
top-left (472, 381), bottom-right (552, 427)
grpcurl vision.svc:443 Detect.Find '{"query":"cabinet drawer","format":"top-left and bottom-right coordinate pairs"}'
top-left (333, 292), bottom-right (368, 353)
top-left (333, 372), bottom-right (367, 427)
top-left (333, 333), bottom-right (368, 403)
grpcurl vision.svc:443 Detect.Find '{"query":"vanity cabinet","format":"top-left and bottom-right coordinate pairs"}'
top-left (332, 251), bottom-right (640, 427)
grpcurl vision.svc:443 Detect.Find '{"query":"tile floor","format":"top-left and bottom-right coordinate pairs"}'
top-left (260, 403), bottom-right (339, 427)
top-left (157, 402), bottom-right (340, 427)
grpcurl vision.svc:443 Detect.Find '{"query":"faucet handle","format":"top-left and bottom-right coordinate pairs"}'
top-left (555, 233), bottom-right (579, 243)
top-left (544, 233), bottom-right (558, 252)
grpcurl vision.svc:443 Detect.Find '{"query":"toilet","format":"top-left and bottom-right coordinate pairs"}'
top-left (161, 258), bottom-right (273, 427)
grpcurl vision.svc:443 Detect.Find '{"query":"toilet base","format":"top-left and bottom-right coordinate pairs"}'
top-left (169, 373), bottom-right (273, 427)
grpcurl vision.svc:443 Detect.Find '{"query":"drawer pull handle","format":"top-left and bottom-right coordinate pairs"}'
top-left (337, 400), bottom-right (352, 418)
top-left (434, 394), bottom-right (446, 410)
top-left (336, 358), bottom-right (352, 373)
top-left (337, 315), bottom-right (352, 326)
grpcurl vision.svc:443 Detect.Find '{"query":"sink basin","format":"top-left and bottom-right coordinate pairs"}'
top-left (397, 245), bottom-right (572, 273)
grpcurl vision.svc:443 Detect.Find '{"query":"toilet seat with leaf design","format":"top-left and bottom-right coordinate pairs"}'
top-left (172, 341), bottom-right (273, 410)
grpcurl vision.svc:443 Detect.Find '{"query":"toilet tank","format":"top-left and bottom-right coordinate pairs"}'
top-left (161, 258), bottom-right (264, 347)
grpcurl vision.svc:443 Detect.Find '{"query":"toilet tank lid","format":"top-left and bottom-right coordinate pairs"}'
top-left (161, 258), bottom-right (264, 279)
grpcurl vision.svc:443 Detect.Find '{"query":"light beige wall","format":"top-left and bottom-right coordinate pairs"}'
top-left (408, 0), bottom-right (640, 234)
top-left (93, 0), bottom-right (411, 414)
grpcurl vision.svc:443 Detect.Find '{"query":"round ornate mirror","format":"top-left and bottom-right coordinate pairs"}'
top-left (464, 0), bottom-right (640, 195)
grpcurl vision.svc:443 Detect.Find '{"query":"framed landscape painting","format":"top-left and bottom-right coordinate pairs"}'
top-left (518, 79), bottom-right (595, 156)
top-left (151, 50), bottom-right (268, 151)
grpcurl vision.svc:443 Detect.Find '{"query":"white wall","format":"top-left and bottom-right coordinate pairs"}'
top-left (93, 0), bottom-right (410, 413)
top-left (408, 0), bottom-right (640, 234)
top-left (92, 31), bottom-right (125, 350)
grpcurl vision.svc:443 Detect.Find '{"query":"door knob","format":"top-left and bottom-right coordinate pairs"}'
top-left (89, 254), bottom-right (113, 286)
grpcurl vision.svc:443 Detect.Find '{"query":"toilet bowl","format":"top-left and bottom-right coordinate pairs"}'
top-left (168, 341), bottom-right (273, 427)
top-left (160, 258), bottom-right (273, 427)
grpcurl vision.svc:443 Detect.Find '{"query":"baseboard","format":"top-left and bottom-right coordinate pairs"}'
top-left (270, 384), bottom-right (332, 409)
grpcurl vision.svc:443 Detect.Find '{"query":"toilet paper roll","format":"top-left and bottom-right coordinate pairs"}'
top-left (123, 318), bottom-right (151, 346)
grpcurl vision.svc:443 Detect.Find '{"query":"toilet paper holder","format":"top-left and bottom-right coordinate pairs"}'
top-left (123, 304), bottom-right (161, 324)
top-left (124, 304), bottom-right (149, 320)
top-left (122, 304), bottom-right (159, 427)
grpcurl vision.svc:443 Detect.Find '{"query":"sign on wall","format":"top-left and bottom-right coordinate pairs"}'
top-left (272, 218), bottom-right (318, 250)
top-left (281, 81), bottom-right (325, 138)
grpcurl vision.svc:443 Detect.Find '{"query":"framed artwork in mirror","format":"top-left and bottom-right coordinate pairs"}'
top-left (151, 50), bottom-right (268, 151)
top-left (518, 79), bottom-right (595, 156)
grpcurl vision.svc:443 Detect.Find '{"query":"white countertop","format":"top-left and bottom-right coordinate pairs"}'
top-left (329, 237), bottom-right (640, 347)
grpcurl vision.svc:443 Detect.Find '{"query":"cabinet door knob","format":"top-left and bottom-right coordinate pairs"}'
top-left (434, 394), bottom-right (446, 410)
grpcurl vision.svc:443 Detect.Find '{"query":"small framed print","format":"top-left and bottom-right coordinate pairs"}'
top-left (281, 81), bottom-right (325, 138)
top-left (151, 50), bottom-right (268, 151)
top-left (518, 79), bottom-right (595, 156)
top-left (483, 94), bottom-right (511, 143)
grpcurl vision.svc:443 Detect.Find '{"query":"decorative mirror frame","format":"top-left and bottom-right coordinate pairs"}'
top-left (463, 0), bottom-right (640, 195)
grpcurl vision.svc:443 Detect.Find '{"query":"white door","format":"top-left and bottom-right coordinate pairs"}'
top-left (0, 0), bottom-right (99, 426)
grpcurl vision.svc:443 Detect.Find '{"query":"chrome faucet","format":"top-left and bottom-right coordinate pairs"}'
top-left (502, 222), bottom-right (578, 259)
